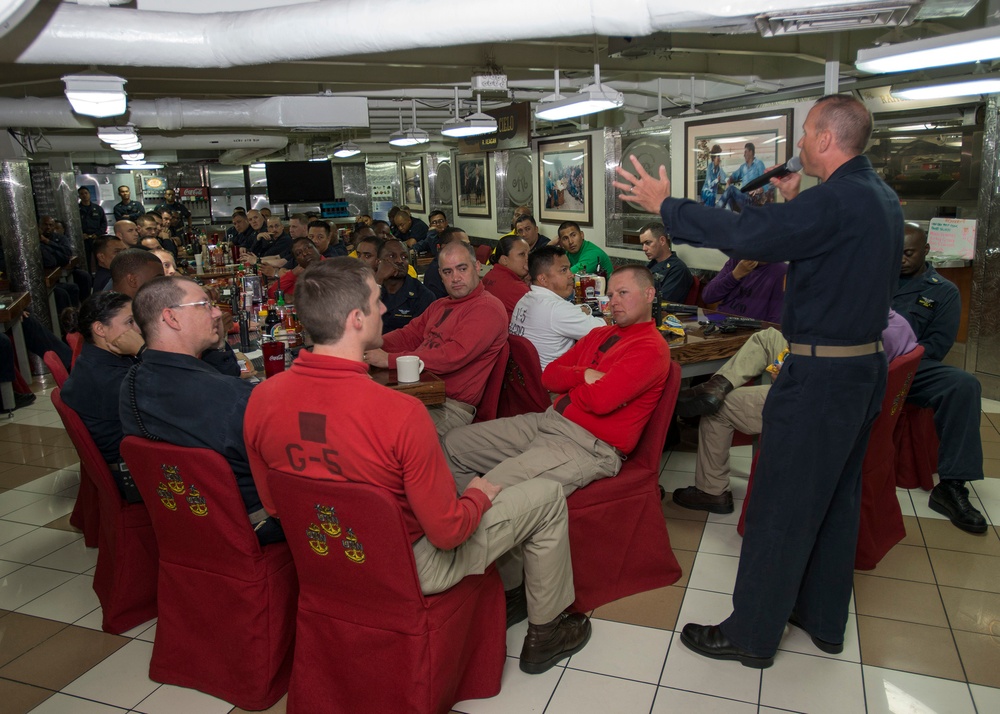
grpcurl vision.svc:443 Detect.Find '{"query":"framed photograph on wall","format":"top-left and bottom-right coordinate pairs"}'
top-left (456, 153), bottom-right (490, 218)
top-left (684, 109), bottom-right (794, 208)
top-left (537, 136), bottom-right (592, 226)
top-left (401, 156), bottom-right (425, 213)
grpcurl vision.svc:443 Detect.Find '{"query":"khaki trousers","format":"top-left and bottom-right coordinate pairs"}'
top-left (443, 407), bottom-right (622, 496)
top-left (695, 385), bottom-right (770, 495)
top-left (412, 477), bottom-right (574, 625)
top-left (717, 327), bottom-right (788, 389)
top-left (428, 398), bottom-right (476, 437)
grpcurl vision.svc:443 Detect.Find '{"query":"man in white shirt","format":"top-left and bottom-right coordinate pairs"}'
top-left (509, 245), bottom-right (606, 370)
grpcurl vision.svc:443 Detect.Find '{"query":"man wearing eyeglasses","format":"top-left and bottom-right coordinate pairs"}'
top-left (120, 275), bottom-right (283, 545)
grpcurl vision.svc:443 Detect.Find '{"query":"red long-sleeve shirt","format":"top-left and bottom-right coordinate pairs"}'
top-left (543, 320), bottom-right (673, 454)
top-left (381, 282), bottom-right (508, 406)
top-left (481, 264), bottom-right (530, 320)
top-left (244, 351), bottom-right (491, 549)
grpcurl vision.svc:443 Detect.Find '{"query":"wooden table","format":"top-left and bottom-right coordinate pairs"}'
top-left (370, 368), bottom-right (446, 406)
top-left (665, 310), bottom-right (778, 379)
top-left (0, 291), bottom-right (32, 384)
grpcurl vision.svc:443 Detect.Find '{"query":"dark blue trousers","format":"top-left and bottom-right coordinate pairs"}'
top-left (906, 358), bottom-right (982, 483)
top-left (721, 351), bottom-right (887, 656)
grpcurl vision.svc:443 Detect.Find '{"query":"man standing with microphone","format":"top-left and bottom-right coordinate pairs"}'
top-left (615, 95), bottom-right (902, 668)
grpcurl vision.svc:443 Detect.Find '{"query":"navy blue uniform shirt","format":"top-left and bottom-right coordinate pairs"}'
top-left (892, 264), bottom-right (960, 362)
top-left (380, 275), bottom-right (436, 333)
top-left (648, 254), bottom-right (694, 304)
top-left (63, 343), bottom-right (135, 463)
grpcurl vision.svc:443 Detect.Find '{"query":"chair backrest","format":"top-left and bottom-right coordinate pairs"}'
top-left (628, 360), bottom-right (682, 474)
top-left (684, 274), bottom-right (701, 306)
top-left (43, 350), bottom-right (69, 388)
top-left (267, 470), bottom-right (428, 629)
top-left (866, 344), bottom-right (924, 461)
top-left (51, 388), bottom-right (126, 509)
top-left (473, 341), bottom-right (509, 423)
top-left (497, 334), bottom-right (550, 418)
top-left (474, 244), bottom-right (492, 266)
top-left (66, 331), bottom-right (84, 368)
top-left (120, 436), bottom-right (265, 571)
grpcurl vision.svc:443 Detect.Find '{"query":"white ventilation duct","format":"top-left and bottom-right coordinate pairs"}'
top-left (13, 0), bottom-right (917, 67)
top-left (0, 0), bottom-right (40, 35)
top-left (35, 133), bottom-right (288, 152)
top-left (0, 95), bottom-right (368, 130)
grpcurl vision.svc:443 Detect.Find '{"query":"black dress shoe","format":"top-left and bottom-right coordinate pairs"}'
top-left (676, 375), bottom-right (734, 419)
top-left (680, 623), bottom-right (774, 668)
top-left (13, 392), bottom-right (36, 410)
top-left (505, 583), bottom-right (528, 629)
top-left (520, 612), bottom-right (592, 674)
top-left (929, 480), bottom-right (988, 534)
top-left (672, 486), bottom-right (734, 514)
top-left (787, 614), bottom-right (844, 655)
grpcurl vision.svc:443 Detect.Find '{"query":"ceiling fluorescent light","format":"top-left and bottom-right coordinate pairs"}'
top-left (63, 70), bottom-right (127, 118)
top-left (110, 140), bottom-right (142, 152)
top-left (389, 99), bottom-right (430, 148)
top-left (98, 125), bottom-right (138, 144)
top-left (121, 152), bottom-right (145, 162)
top-left (535, 64), bottom-right (624, 122)
top-left (856, 26), bottom-right (1000, 74)
top-left (116, 163), bottom-right (163, 170)
top-left (441, 87), bottom-right (498, 138)
top-left (333, 141), bottom-right (361, 158)
top-left (891, 76), bottom-right (1000, 100)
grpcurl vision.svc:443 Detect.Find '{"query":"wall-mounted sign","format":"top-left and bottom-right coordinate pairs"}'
top-left (178, 187), bottom-right (209, 199)
top-left (457, 102), bottom-right (530, 154)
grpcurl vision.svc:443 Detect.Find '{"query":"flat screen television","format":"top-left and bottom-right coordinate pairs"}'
top-left (264, 161), bottom-right (336, 204)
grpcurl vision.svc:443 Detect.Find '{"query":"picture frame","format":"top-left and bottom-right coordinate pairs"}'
top-left (401, 156), bottom-right (425, 213)
top-left (684, 109), bottom-right (794, 207)
top-left (456, 153), bottom-right (491, 218)
top-left (537, 136), bottom-right (592, 226)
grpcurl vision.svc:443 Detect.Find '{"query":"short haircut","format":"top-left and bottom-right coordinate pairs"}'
top-left (136, 214), bottom-right (158, 228)
top-left (68, 291), bottom-right (132, 344)
top-left (371, 220), bottom-right (390, 231)
top-left (429, 210), bottom-right (446, 222)
top-left (813, 94), bottom-right (872, 156)
top-left (438, 226), bottom-right (469, 246)
top-left (308, 219), bottom-right (332, 235)
top-left (351, 225), bottom-right (375, 243)
top-left (292, 236), bottom-right (315, 250)
top-left (639, 222), bottom-right (670, 245)
top-left (94, 235), bottom-right (124, 255)
top-left (557, 220), bottom-right (582, 235)
top-left (491, 235), bottom-right (529, 265)
top-left (528, 245), bottom-right (567, 281)
top-left (356, 235), bottom-right (383, 254)
top-left (289, 213), bottom-right (309, 224)
top-left (143, 211), bottom-right (160, 221)
top-left (514, 214), bottom-right (537, 229)
top-left (377, 238), bottom-right (406, 258)
top-left (294, 258), bottom-right (373, 345)
top-left (232, 208), bottom-right (247, 217)
top-left (438, 240), bottom-right (476, 263)
top-left (117, 185), bottom-right (129, 191)
top-left (110, 248), bottom-right (162, 285)
top-left (904, 222), bottom-right (927, 244)
top-left (77, 186), bottom-right (88, 194)
top-left (132, 275), bottom-right (190, 338)
top-left (744, 143), bottom-right (756, 154)
top-left (611, 264), bottom-right (655, 291)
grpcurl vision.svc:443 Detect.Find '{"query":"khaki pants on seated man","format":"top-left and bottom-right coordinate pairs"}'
top-left (427, 398), bottom-right (476, 437)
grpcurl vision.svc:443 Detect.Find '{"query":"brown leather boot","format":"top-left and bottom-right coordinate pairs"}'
top-left (519, 612), bottom-right (592, 674)
top-left (676, 374), bottom-right (734, 418)
top-left (672, 486), bottom-right (734, 514)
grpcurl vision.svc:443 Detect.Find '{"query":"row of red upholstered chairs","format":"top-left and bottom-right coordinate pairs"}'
top-left (45, 344), bottom-right (683, 713)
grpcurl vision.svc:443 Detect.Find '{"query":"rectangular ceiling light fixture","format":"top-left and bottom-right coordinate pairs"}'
top-left (857, 26), bottom-right (1000, 74)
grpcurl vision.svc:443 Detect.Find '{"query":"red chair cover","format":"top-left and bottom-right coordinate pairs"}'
top-left (496, 335), bottom-right (551, 419)
top-left (51, 389), bottom-right (157, 634)
top-left (43, 351), bottom-right (69, 388)
top-left (66, 331), bottom-right (84, 367)
top-left (684, 274), bottom-right (701, 306)
top-left (566, 360), bottom-right (684, 612)
top-left (893, 403), bottom-right (938, 491)
top-left (267, 471), bottom-right (505, 714)
top-left (472, 341), bottom-right (509, 423)
top-left (474, 243), bottom-right (493, 265)
top-left (120, 437), bottom-right (296, 711)
top-left (737, 346), bottom-right (924, 570)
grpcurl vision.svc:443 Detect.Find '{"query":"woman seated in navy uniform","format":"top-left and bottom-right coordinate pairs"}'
top-left (62, 292), bottom-right (146, 502)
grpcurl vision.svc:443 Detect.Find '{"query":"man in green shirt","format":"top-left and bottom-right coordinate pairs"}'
top-left (558, 221), bottom-right (613, 275)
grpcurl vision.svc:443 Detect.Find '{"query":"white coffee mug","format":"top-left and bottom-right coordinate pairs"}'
top-left (396, 355), bottom-right (425, 383)
top-left (194, 253), bottom-right (204, 271)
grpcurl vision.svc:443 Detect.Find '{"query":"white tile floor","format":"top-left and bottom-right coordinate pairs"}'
top-left (0, 393), bottom-right (997, 713)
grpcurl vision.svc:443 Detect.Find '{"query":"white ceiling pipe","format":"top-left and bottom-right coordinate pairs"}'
top-left (0, 95), bottom-right (368, 130)
top-left (0, 0), bottom-right (40, 36)
top-left (14, 0), bottom-right (902, 67)
top-left (33, 133), bottom-right (288, 152)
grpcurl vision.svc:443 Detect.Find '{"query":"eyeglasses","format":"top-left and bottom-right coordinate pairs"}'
top-left (168, 300), bottom-right (213, 311)
top-left (430, 218), bottom-right (447, 225)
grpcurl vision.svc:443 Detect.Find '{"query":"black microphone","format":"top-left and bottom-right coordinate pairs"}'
top-left (739, 156), bottom-right (802, 193)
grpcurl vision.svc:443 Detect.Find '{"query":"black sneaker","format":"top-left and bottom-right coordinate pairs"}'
top-left (929, 480), bottom-right (988, 534)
